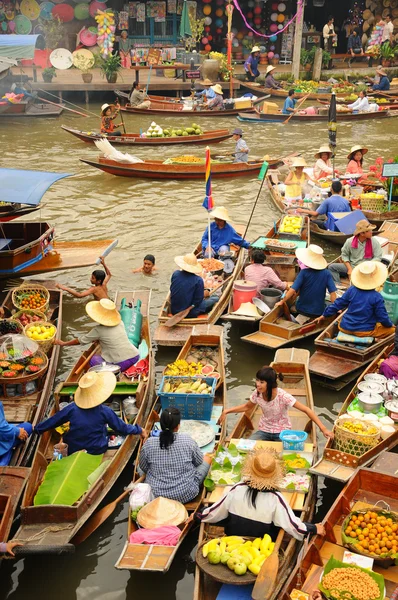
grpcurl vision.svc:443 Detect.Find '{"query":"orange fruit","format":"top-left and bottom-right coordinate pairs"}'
top-left (362, 528), bottom-right (369, 536)
top-left (369, 544), bottom-right (375, 552)
top-left (358, 534), bottom-right (365, 541)
top-left (351, 532), bottom-right (357, 538)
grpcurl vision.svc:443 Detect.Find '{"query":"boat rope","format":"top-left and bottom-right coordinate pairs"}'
top-left (13, 523), bottom-right (74, 543)
top-left (36, 88), bottom-right (98, 119)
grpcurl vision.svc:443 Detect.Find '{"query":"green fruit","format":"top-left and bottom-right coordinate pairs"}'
top-left (186, 127), bottom-right (194, 134)
top-left (195, 129), bottom-right (201, 135)
top-left (192, 123), bottom-right (198, 129)
top-left (227, 557), bottom-right (239, 571)
top-left (234, 562), bottom-right (247, 576)
top-left (182, 131), bottom-right (189, 136)
top-left (220, 553), bottom-right (231, 564)
top-left (208, 551), bottom-right (221, 565)
top-left (176, 129), bottom-right (183, 136)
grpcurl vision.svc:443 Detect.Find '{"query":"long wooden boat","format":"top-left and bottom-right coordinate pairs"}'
top-left (318, 97), bottom-right (398, 110)
top-left (115, 326), bottom-right (226, 572)
top-left (119, 97), bottom-right (268, 117)
top-left (62, 125), bottom-right (233, 146)
top-left (81, 156), bottom-right (264, 180)
top-left (0, 221), bottom-right (114, 278)
top-left (241, 82), bottom-right (335, 100)
top-left (309, 344), bottom-right (398, 482)
top-left (362, 206), bottom-right (398, 227)
top-left (193, 348), bottom-right (318, 600)
top-left (154, 236), bottom-right (246, 346)
top-left (0, 203), bottom-right (40, 222)
top-left (2, 282), bottom-right (62, 467)
top-left (238, 107), bottom-right (390, 123)
top-left (281, 461), bottom-right (398, 599)
top-left (0, 101), bottom-right (64, 117)
top-left (14, 289), bottom-right (155, 553)
top-left (0, 466), bottom-right (30, 550)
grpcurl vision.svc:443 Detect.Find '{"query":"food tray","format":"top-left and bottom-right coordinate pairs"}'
top-left (158, 376), bottom-right (216, 421)
top-left (196, 538), bottom-right (256, 585)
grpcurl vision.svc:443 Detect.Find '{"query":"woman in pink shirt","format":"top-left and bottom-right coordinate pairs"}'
top-left (244, 249), bottom-right (287, 296)
top-left (346, 145), bottom-right (368, 175)
top-left (218, 366), bottom-right (333, 442)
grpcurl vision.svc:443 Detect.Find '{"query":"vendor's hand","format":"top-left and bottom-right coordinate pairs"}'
top-left (314, 315), bottom-right (325, 325)
top-left (5, 541), bottom-right (23, 557)
top-left (140, 429), bottom-right (149, 442)
top-left (322, 428), bottom-right (334, 440)
top-left (204, 290), bottom-right (210, 298)
top-left (185, 513), bottom-right (194, 524)
top-left (315, 523), bottom-right (326, 536)
top-left (311, 592), bottom-right (323, 600)
top-left (18, 428), bottom-right (28, 441)
top-left (99, 256), bottom-right (105, 266)
top-left (275, 300), bottom-right (285, 308)
top-left (217, 411), bottom-right (228, 424)
top-left (55, 283), bottom-right (65, 290)
top-left (53, 339), bottom-right (64, 346)
top-left (0, 307), bottom-right (4, 318)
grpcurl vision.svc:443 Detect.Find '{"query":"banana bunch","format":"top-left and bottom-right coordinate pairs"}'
top-left (165, 359), bottom-right (203, 376)
top-left (163, 378), bottom-right (212, 394)
top-left (202, 534), bottom-right (275, 576)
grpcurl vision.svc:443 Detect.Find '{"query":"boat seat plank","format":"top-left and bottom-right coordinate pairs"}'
top-left (274, 348), bottom-right (310, 364)
top-left (117, 543), bottom-right (176, 570)
top-left (0, 239), bottom-right (12, 250)
top-left (309, 352), bottom-right (363, 377)
top-left (241, 331), bottom-right (288, 348)
top-left (3, 401), bottom-right (35, 423)
top-left (365, 451), bottom-right (398, 476)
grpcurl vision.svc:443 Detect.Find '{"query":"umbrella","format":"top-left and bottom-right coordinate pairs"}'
top-left (179, 0), bottom-right (192, 38)
top-left (328, 91), bottom-right (337, 177)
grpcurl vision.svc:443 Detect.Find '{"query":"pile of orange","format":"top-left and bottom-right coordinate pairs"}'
top-left (18, 293), bottom-right (47, 310)
top-left (343, 510), bottom-right (398, 558)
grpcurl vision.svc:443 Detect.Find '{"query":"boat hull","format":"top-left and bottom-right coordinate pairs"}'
top-left (0, 103), bottom-right (63, 117)
top-left (238, 109), bottom-right (390, 123)
top-left (120, 104), bottom-right (255, 117)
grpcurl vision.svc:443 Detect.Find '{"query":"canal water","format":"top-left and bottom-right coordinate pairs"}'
top-left (1, 103), bottom-right (397, 599)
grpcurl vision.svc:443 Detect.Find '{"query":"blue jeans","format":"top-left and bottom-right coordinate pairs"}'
top-left (250, 431), bottom-right (281, 441)
top-left (328, 263), bottom-right (348, 284)
top-left (0, 421), bottom-right (33, 466)
top-left (198, 295), bottom-right (219, 314)
top-left (203, 244), bottom-right (230, 258)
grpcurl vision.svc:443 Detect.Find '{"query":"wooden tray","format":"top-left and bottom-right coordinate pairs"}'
top-left (196, 539), bottom-right (256, 585)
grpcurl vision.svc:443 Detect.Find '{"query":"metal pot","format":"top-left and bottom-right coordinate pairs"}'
top-left (357, 391), bottom-right (383, 413)
top-left (364, 373), bottom-right (387, 386)
top-left (357, 381), bottom-right (385, 394)
top-left (89, 362), bottom-right (121, 378)
top-left (384, 399), bottom-right (398, 422)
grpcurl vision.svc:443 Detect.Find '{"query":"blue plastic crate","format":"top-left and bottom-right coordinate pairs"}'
top-left (158, 376), bottom-right (216, 421)
top-left (280, 430), bottom-right (308, 451)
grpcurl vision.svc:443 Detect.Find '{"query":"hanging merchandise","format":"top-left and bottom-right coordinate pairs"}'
top-left (79, 25), bottom-right (98, 45)
top-left (15, 14), bottom-right (32, 33)
top-left (50, 48), bottom-right (73, 68)
top-left (147, 1), bottom-right (166, 21)
top-left (74, 3), bottom-right (90, 20)
top-left (20, 0), bottom-right (40, 20)
top-left (232, 0), bottom-right (304, 39)
top-left (39, 1), bottom-right (55, 19)
top-left (118, 10), bottom-right (128, 28)
top-left (136, 2), bottom-right (145, 21)
top-left (129, 1), bottom-right (138, 17)
top-left (52, 3), bottom-right (75, 21)
top-left (167, 0), bottom-right (176, 12)
top-left (89, 1), bottom-right (107, 17)
top-left (95, 9), bottom-right (116, 57)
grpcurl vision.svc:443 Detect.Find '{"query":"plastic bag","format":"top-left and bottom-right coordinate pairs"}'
top-left (129, 483), bottom-right (154, 510)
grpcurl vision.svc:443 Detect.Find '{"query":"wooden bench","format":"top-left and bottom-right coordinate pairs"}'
top-left (332, 52), bottom-right (373, 67)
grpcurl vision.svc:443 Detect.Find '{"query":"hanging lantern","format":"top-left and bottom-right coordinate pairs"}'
top-left (270, 12), bottom-right (277, 21)
top-left (204, 16), bottom-right (212, 24)
top-left (203, 5), bottom-right (211, 15)
top-left (277, 13), bottom-right (285, 22)
top-left (254, 5), bottom-right (262, 14)
top-left (268, 51), bottom-right (274, 58)
top-left (205, 43), bottom-right (211, 51)
top-left (204, 25), bottom-right (210, 32)
top-left (270, 34), bottom-right (277, 41)
top-left (270, 23), bottom-right (278, 31)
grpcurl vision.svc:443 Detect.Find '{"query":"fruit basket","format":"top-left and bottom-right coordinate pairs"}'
top-left (24, 321), bottom-right (57, 354)
top-left (334, 417), bottom-right (380, 457)
top-left (277, 215), bottom-right (304, 239)
top-left (158, 376), bottom-right (216, 420)
top-left (0, 336), bottom-right (48, 397)
top-left (12, 284), bottom-right (50, 313)
top-left (13, 309), bottom-right (47, 327)
top-left (359, 193), bottom-right (385, 212)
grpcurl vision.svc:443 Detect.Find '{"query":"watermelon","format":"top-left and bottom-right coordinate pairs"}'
top-left (201, 364), bottom-right (214, 375)
top-left (25, 365), bottom-right (40, 373)
top-left (2, 370), bottom-right (17, 378)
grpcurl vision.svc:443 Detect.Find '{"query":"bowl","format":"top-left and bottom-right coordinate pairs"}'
top-left (357, 391), bottom-right (383, 413)
top-left (381, 425), bottom-right (396, 440)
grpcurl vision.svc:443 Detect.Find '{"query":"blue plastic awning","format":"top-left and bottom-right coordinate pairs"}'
top-left (0, 35), bottom-right (42, 60)
top-left (0, 169), bottom-right (71, 206)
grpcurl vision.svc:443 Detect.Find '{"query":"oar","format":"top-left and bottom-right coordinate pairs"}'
top-left (252, 94), bottom-right (271, 106)
top-left (252, 492), bottom-right (298, 600)
top-left (282, 94), bottom-right (310, 125)
top-left (115, 101), bottom-right (127, 134)
top-left (12, 87), bottom-right (89, 117)
top-left (72, 488), bottom-right (130, 545)
top-left (95, 240), bottom-right (118, 265)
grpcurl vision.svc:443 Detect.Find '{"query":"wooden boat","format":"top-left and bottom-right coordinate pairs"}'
top-left (193, 348), bottom-right (318, 600)
top-left (2, 282), bottom-right (62, 467)
top-left (0, 203), bottom-right (40, 222)
top-left (0, 466), bottom-right (30, 549)
top-left (14, 289), bottom-right (155, 553)
top-left (0, 100), bottom-right (64, 117)
top-left (81, 156), bottom-right (265, 180)
top-left (362, 206), bottom-right (398, 227)
top-left (238, 107), bottom-right (391, 123)
top-left (281, 460), bottom-right (398, 600)
top-left (309, 313), bottom-right (395, 388)
top-left (115, 90), bottom-right (183, 104)
top-left (309, 344), bottom-right (398, 482)
top-left (61, 125), bottom-right (233, 146)
top-left (0, 221), bottom-right (114, 278)
top-left (242, 82), bottom-right (336, 100)
top-left (318, 97), bottom-right (398, 110)
top-left (119, 96), bottom-right (270, 117)
top-left (115, 326), bottom-right (226, 572)
top-left (310, 221), bottom-right (351, 245)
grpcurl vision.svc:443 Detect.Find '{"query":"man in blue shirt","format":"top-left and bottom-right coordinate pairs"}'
top-left (0, 402), bottom-right (32, 466)
top-left (372, 66), bottom-right (390, 91)
top-left (170, 253), bottom-right (218, 318)
top-left (244, 46), bottom-right (261, 81)
top-left (316, 261), bottom-right (394, 338)
top-left (294, 180), bottom-right (351, 230)
top-left (195, 78), bottom-right (216, 102)
top-left (201, 206), bottom-right (250, 256)
top-left (232, 128), bottom-right (249, 163)
top-left (282, 89), bottom-right (297, 115)
top-left (276, 245), bottom-right (337, 317)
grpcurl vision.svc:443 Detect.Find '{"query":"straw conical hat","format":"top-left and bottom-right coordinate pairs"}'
top-left (351, 261), bottom-right (388, 290)
top-left (292, 157), bottom-right (307, 168)
top-left (74, 370), bottom-right (117, 409)
top-left (199, 78), bottom-right (213, 85)
top-left (136, 497), bottom-right (188, 529)
top-left (314, 145), bottom-right (332, 159)
top-left (266, 65), bottom-right (276, 75)
top-left (242, 447), bottom-right (285, 491)
top-left (211, 84), bottom-right (223, 95)
top-left (210, 206), bottom-right (230, 221)
top-left (232, 302), bottom-right (261, 317)
top-left (174, 253), bottom-right (203, 274)
top-left (295, 244), bottom-right (327, 270)
top-left (347, 145), bottom-right (368, 159)
top-left (86, 298), bottom-right (121, 327)
top-left (363, 8), bottom-right (372, 18)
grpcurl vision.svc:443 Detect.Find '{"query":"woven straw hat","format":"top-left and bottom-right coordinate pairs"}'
top-left (242, 447), bottom-right (285, 491)
top-left (251, 45), bottom-right (261, 52)
top-left (136, 497), bottom-right (188, 529)
top-left (174, 253), bottom-right (203, 274)
top-left (351, 260), bottom-right (388, 290)
top-left (101, 103), bottom-right (114, 115)
top-left (314, 145), bottom-right (332, 159)
top-left (354, 219), bottom-right (376, 236)
top-left (86, 298), bottom-right (121, 327)
top-left (211, 84), bottom-right (223, 95)
top-left (376, 65), bottom-right (388, 76)
top-left (347, 145), bottom-right (368, 159)
top-left (292, 157), bottom-right (307, 168)
top-left (199, 78), bottom-right (213, 85)
top-left (266, 65), bottom-right (276, 74)
top-left (210, 206), bottom-right (230, 222)
top-left (295, 244), bottom-right (327, 270)
top-left (74, 370), bottom-right (117, 409)
top-left (232, 302), bottom-right (260, 317)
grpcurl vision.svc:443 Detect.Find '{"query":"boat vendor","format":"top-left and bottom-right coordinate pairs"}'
top-left (218, 365), bottom-right (333, 441)
top-left (129, 82), bottom-right (151, 109)
top-left (195, 78), bottom-right (215, 102)
top-left (264, 65), bottom-right (283, 89)
top-left (0, 401), bottom-right (32, 466)
top-left (244, 46), bottom-right (261, 82)
top-left (207, 84), bottom-right (224, 110)
top-left (139, 407), bottom-right (213, 503)
top-left (195, 447), bottom-right (326, 538)
top-left (347, 90), bottom-right (379, 113)
top-left (100, 104), bottom-right (122, 136)
top-left (282, 89), bottom-right (297, 115)
top-left (201, 206), bottom-right (250, 256)
top-left (293, 180), bottom-right (351, 231)
top-left (232, 128), bottom-right (249, 163)
top-left (371, 66), bottom-right (391, 91)
top-left (170, 253), bottom-right (219, 318)
top-left (284, 158), bottom-right (314, 205)
top-left (275, 245), bottom-right (337, 318)
top-left (54, 298), bottom-right (139, 370)
top-left (346, 145), bottom-right (369, 176)
top-left (0, 541), bottom-right (23, 557)
top-left (56, 256), bottom-right (111, 300)
top-left (328, 219), bottom-right (382, 284)
top-left (132, 254), bottom-right (157, 275)
top-left (379, 326), bottom-right (398, 378)
top-left (35, 372), bottom-right (146, 455)
top-left (316, 261), bottom-right (395, 339)
top-left (313, 145), bottom-right (335, 180)
top-left (244, 249), bottom-right (287, 296)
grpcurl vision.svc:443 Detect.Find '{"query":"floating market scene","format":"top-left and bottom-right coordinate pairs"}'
top-left (2, 2), bottom-right (398, 600)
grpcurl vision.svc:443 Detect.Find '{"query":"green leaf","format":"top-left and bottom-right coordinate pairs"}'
top-left (218, 478), bottom-right (228, 485)
top-left (211, 461), bottom-right (222, 471)
top-left (204, 478), bottom-right (215, 491)
top-left (319, 555), bottom-right (385, 600)
top-left (233, 462), bottom-right (242, 474)
top-left (87, 459), bottom-right (111, 487)
top-left (233, 474), bottom-right (241, 483)
top-left (222, 457), bottom-right (232, 471)
top-left (34, 452), bottom-right (103, 506)
top-left (228, 444), bottom-right (239, 457)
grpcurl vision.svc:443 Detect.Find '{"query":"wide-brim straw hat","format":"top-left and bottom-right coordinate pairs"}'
top-left (174, 253), bottom-right (203, 274)
top-left (251, 45), bottom-right (261, 53)
top-left (75, 370), bottom-right (117, 409)
top-left (292, 157), bottom-right (307, 168)
top-left (351, 260), bottom-right (388, 290)
top-left (347, 145), bottom-right (368, 159)
top-left (86, 298), bottom-right (121, 327)
top-left (211, 84), bottom-right (223, 95)
top-left (242, 447), bottom-right (285, 491)
top-left (376, 66), bottom-right (388, 76)
top-left (210, 206), bottom-right (230, 222)
top-left (354, 219), bottom-right (376, 236)
top-left (101, 103), bottom-right (114, 115)
top-left (199, 78), bottom-right (213, 85)
top-left (232, 302), bottom-right (260, 317)
top-left (314, 145), bottom-right (332, 159)
top-left (265, 65), bottom-right (276, 74)
top-left (136, 497), bottom-right (188, 529)
top-left (295, 244), bottom-right (327, 270)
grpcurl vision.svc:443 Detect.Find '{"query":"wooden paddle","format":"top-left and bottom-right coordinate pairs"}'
top-left (252, 492), bottom-right (298, 600)
top-left (298, 319), bottom-right (320, 335)
top-left (282, 94), bottom-right (310, 125)
top-left (115, 101), bottom-right (127, 134)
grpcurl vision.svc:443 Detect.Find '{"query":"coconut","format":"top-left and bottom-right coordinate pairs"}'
top-left (379, 415), bottom-right (394, 426)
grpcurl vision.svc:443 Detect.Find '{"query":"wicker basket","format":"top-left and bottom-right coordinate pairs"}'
top-left (0, 349), bottom-right (48, 398)
top-left (341, 508), bottom-right (398, 566)
top-left (12, 309), bottom-right (47, 324)
top-left (334, 418), bottom-right (380, 457)
top-left (12, 284), bottom-right (50, 313)
top-left (24, 321), bottom-right (57, 354)
top-left (0, 318), bottom-right (23, 336)
top-left (359, 197), bottom-right (385, 212)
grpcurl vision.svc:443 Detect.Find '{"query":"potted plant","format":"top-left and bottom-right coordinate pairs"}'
top-left (42, 67), bottom-right (56, 83)
top-left (300, 48), bottom-right (312, 71)
top-left (39, 17), bottom-right (64, 67)
top-left (380, 42), bottom-right (395, 67)
top-left (99, 53), bottom-right (122, 83)
top-left (322, 49), bottom-right (331, 68)
top-left (73, 53), bottom-right (95, 83)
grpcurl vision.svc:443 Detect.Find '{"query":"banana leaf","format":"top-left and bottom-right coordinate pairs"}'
top-left (34, 451), bottom-right (103, 506)
top-left (319, 555), bottom-right (385, 600)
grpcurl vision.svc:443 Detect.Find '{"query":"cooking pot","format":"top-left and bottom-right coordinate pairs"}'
top-left (357, 381), bottom-right (385, 394)
top-left (357, 391), bottom-right (383, 413)
top-left (89, 362), bottom-right (121, 378)
top-left (384, 399), bottom-right (398, 422)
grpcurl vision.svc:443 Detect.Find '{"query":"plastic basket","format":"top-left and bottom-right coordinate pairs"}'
top-left (158, 376), bottom-right (216, 420)
top-left (23, 321), bottom-right (57, 354)
top-left (334, 418), bottom-right (380, 457)
top-left (12, 284), bottom-right (50, 313)
top-left (280, 430), bottom-right (308, 451)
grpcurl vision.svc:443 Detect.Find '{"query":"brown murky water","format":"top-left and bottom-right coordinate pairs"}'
top-left (1, 103), bottom-right (397, 599)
